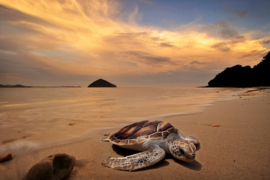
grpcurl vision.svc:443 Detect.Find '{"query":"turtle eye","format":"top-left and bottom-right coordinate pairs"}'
top-left (180, 149), bottom-right (185, 155)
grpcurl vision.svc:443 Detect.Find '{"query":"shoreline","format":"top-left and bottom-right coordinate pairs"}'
top-left (1, 90), bottom-right (270, 179)
top-left (133, 87), bottom-right (269, 122)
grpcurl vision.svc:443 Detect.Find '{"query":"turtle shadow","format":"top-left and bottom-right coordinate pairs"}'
top-left (67, 159), bottom-right (89, 179)
top-left (165, 154), bottom-right (202, 171)
top-left (112, 145), bottom-right (169, 170)
top-left (195, 143), bottom-right (201, 151)
top-left (74, 159), bottom-right (89, 168)
top-left (112, 144), bottom-right (138, 156)
top-left (175, 159), bottom-right (202, 171)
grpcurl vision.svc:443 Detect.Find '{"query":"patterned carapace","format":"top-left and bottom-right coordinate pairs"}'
top-left (109, 120), bottom-right (178, 145)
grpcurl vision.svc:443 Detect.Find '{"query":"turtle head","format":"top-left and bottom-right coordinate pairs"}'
top-left (169, 139), bottom-right (196, 162)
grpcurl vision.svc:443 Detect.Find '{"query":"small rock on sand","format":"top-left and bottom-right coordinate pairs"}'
top-left (0, 153), bottom-right (13, 163)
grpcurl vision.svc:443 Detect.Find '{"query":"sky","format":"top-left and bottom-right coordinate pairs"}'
top-left (0, 0), bottom-right (270, 87)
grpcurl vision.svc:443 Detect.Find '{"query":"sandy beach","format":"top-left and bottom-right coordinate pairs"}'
top-left (1, 92), bottom-right (270, 180)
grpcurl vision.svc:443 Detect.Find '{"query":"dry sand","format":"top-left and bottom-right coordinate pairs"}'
top-left (1, 92), bottom-right (270, 180)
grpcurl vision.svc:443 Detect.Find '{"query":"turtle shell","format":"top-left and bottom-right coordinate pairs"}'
top-left (109, 120), bottom-right (178, 146)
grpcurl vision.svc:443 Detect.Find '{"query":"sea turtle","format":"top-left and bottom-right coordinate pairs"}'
top-left (101, 120), bottom-right (199, 171)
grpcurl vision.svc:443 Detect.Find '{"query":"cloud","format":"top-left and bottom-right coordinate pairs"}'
top-left (259, 38), bottom-right (270, 45)
top-left (118, 51), bottom-right (178, 74)
top-left (0, 0), bottom-right (269, 86)
top-left (241, 50), bottom-right (269, 60)
top-left (121, 51), bottom-right (171, 64)
top-left (105, 32), bottom-right (149, 46)
top-left (211, 42), bottom-right (231, 52)
top-left (0, 73), bottom-right (21, 79)
top-left (128, 4), bottom-right (139, 24)
top-left (202, 20), bottom-right (240, 39)
top-left (0, 37), bottom-right (21, 51)
top-left (160, 42), bottom-right (174, 47)
top-left (0, 5), bottom-right (50, 25)
top-left (190, 61), bottom-right (206, 65)
top-left (236, 11), bottom-right (248, 18)
top-left (224, 8), bottom-right (248, 18)
top-left (222, 3), bottom-right (249, 18)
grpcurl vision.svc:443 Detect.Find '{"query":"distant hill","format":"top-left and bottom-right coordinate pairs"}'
top-left (0, 84), bottom-right (81, 88)
top-left (208, 52), bottom-right (270, 87)
top-left (88, 79), bottom-right (117, 87)
top-left (0, 84), bottom-right (31, 88)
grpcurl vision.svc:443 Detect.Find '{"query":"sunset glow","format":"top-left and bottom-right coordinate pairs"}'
top-left (0, 0), bottom-right (269, 86)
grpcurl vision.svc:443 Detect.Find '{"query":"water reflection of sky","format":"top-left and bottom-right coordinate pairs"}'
top-left (0, 87), bottom-right (242, 143)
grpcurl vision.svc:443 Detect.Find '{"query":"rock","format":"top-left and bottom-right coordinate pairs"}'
top-left (24, 154), bottom-right (76, 180)
top-left (88, 79), bottom-right (117, 87)
top-left (211, 124), bottom-right (220, 127)
top-left (208, 52), bottom-right (270, 87)
top-left (0, 153), bottom-right (13, 163)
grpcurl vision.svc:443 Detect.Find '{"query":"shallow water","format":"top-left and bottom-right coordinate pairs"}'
top-left (0, 87), bottom-right (243, 146)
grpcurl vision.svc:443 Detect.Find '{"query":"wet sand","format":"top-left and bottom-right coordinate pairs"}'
top-left (1, 92), bottom-right (270, 180)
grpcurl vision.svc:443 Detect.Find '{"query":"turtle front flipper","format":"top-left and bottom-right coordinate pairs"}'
top-left (102, 147), bottom-right (165, 171)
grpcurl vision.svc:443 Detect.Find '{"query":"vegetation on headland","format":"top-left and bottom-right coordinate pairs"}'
top-left (207, 51), bottom-right (270, 87)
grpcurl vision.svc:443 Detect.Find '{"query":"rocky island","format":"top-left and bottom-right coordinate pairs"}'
top-left (207, 51), bottom-right (270, 87)
top-left (88, 79), bottom-right (117, 87)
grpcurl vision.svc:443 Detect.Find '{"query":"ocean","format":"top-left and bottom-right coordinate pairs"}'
top-left (0, 87), bottom-right (244, 147)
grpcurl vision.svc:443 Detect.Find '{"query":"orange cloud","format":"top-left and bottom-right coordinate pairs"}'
top-left (0, 0), bottom-right (269, 78)
top-left (1, 73), bottom-right (21, 79)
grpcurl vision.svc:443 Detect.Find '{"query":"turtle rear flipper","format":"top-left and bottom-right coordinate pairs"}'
top-left (102, 147), bottom-right (165, 171)
top-left (101, 133), bottom-right (111, 142)
top-left (101, 137), bottom-right (110, 142)
top-left (184, 136), bottom-right (199, 145)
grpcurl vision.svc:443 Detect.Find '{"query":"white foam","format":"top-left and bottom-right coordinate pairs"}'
top-left (0, 140), bottom-right (40, 157)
